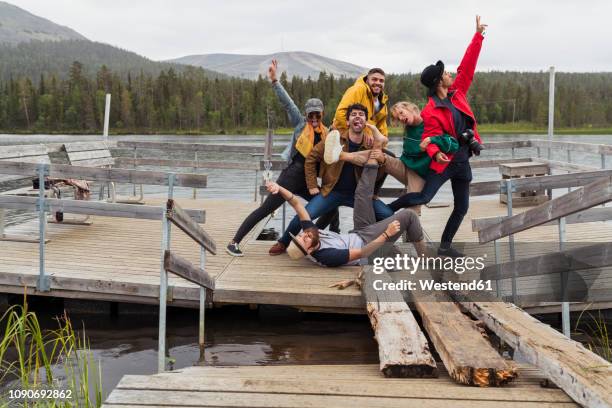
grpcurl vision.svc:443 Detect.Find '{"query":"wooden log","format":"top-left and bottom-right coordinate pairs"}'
top-left (391, 265), bottom-right (517, 387)
top-left (163, 250), bottom-right (214, 290)
top-left (0, 195), bottom-right (205, 222)
top-left (478, 176), bottom-right (612, 243)
top-left (472, 207), bottom-right (612, 231)
top-left (166, 199), bottom-right (216, 254)
top-left (0, 161), bottom-right (208, 188)
top-left (116, 141), bottom-right (284, 154)
top-left (359, 265), bottom-right (438, 378)
top-left (455, 299), bottom-right (612, 408)
top-left (480, 242), bottom-right (612, 280)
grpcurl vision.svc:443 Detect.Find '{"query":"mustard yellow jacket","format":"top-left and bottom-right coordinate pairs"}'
top-left (332, 75), bottom-right (389, 136)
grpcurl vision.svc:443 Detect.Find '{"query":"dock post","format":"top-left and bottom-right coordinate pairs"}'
top-left (193, 152), bottom-right (198, 200)
top-left (558, 217), bottom-right (570, 338)
top-left (103, 94), bottom-right (111, 143)
top-left (505, 179), bottom-right (517, 305)
top-left (36, 163), bottom-right (50, 292)
top-left (132, 147), bottom-right (137, 196)
top-left (199, 247), bottom-right (206, 362)
top-left (547, 66), bottom-right (555, 160)
top-left (493, 240), bottom-right (501, 298)
top-left (254, 170), bottom-right (258, 202)
top-left (158, 173), bottom-right (175, 373)
top-left (0, 209), bottom-right (4, 238)
top-left (282, 203), bottom-right (286, 233)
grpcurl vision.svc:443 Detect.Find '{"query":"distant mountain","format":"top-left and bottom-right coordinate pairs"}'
top-left (0, 39), bottom-right (224, 81)
top-left (0, 2), bottom-right (223, 81)
top-left (0, 1), bottom-right (86, 44)
top-left (167, 51), bottom-right (367, 79)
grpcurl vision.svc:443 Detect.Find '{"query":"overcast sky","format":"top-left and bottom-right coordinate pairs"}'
top-left (9, 0), bottom-right (610, 73)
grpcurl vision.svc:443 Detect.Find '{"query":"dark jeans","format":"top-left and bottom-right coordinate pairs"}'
top-left (353, 165), bottom-right (423, 244)
top-left (232, 162), bottom-right (339, 244)
top-left (388, 160), bottom-right (472, 246)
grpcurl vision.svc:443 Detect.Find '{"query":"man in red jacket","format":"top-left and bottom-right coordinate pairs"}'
top-left (388, 15), bottom-right (488, 257)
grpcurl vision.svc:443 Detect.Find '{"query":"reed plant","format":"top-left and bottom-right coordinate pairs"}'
top-left (0, 294), bottom-right (102, 407)
top-left (575, 308), bottom-right (611, 362)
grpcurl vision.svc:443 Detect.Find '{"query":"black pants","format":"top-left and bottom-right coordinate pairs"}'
top-left (232, 161), bottom-right (339, 244)
top-left (388, 160), bottom-right (472, 246)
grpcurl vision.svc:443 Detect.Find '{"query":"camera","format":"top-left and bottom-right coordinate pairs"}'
top-left (457, 129), bottom-right (483, 156)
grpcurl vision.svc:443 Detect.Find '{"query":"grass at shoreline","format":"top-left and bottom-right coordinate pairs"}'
top-left (2, 123), bottom-right (612, 136)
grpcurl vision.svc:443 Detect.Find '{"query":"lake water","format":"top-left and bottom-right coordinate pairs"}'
top-left (0, 132), bottom-right (610, 398)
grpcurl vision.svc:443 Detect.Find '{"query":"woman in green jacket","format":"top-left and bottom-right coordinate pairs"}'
top-left (382, 101), bottom-right (458, 212)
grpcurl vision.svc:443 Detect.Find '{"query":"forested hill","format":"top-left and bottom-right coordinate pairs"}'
top-left (0, 40), bottom-right (224, 81)
top-left (0, 1), bottom-right (86, 44)
top-left (1, 63), bottom-right (610, 133)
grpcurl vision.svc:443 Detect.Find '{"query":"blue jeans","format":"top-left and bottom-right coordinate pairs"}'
top-left (388, 160), bottom-right (472, 246)
top-left (279, 190), bottom-right (394, 246)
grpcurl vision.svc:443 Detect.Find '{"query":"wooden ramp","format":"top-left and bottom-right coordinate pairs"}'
top-left (102, 363), bottom-right (578, 408)
top-left (0, 198), bottom-right (362, 311)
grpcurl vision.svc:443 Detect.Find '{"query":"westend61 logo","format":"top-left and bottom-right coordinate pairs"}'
top-left (372, 253), bottom-right (486, 275)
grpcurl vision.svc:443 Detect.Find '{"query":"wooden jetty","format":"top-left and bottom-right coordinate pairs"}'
top-left (1, 139), bottom-right (612, 408)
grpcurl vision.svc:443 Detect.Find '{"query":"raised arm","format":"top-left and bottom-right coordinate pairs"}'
top-left (269, 59), bottom-right (303, 127)
top-left (451, 15), bottom-right (487, 95)
top-left (347, 220), bottom-right (401, 261)
top-left (266, 181), bottom-right (310, 221)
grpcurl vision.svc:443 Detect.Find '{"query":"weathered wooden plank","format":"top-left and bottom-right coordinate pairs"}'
top-left (166, 199), bottom-right (216, 254)
top-left (390, 263), bottom-right (517, 387)
top-left (0, 161), bottom-right (208, 188)
top-left (164, 250), bottom-right (214, 290)
top-left (535, 158), bottom-right (600, 172)
top-left (360, 266), bottom-right (438, 378)
top-left (472, 207), bottom-right (612, 231)
top-left (63, 141), bottom-right (111, 153)
top-left (259, 160), bottom-right (288, 171)
top-left (0, 195), bottom-right (205, 222)
top-left (0, 144), bottom-right (48, 159)
top-left (456, 300), bottom-right (612, 408)
top-left (480, 242), bottom-right (612, 280)
top-left (470, 157), bottom-right (533, 168)
top-left (117, 141), bottom-right (283, 154)
top-left (499, 162), bottom-right (550, 177)
top-left (479, 176), bottom-right (612, 243)
top-left (69, 157), bottom-right (116, 167)
top-left (114, 372), bottom-right (572, 402)
top-left (482, 140), bottom-right (532, 150)
top-left (530, 139), bottom-right (606, 155)
top-left (67, 149), bottom-right (112, 161)
top-left (116, 157), bottom-right (259, 170)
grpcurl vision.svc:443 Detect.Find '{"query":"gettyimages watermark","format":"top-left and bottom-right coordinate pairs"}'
top-left (365, 241), bottom-right (612, 304)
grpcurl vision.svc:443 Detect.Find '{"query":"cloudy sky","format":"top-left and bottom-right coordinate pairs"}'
top-left (9, 0), bottom-right (610, 73)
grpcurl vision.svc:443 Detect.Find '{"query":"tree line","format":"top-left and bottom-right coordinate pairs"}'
top-left (0, 61), bottom-right (611, 133)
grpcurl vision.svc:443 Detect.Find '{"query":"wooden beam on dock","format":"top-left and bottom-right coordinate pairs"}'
top-left (116, 157), bottom-right (259, 171)
top-left (392, 261), bottom-right (517, 387)
top-left (456, 299), bottom-right (612, 408)
top-left (116, 141), bottom-right (284, 154)
top-left (472, 207), bottom-right (612, 231)
top-left (0, 195), bottom-right (206, 222)
top-left (360, 266), bottom-right (438, 378)
top-left (0, 161), bottom-right (208, 188)
top-left (480, 241), bottom-right (612, 281)
top-left (478, 175), bottom-right (612, 243)
top-left (164, 250), bottom-right (214, 290)
top-left (166, 199), bottom-right (216, 254)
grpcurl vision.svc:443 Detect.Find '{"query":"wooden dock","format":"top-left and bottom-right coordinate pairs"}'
top-left (0, 197), bottom-right (610, 313)
top-left (0, 197), bottom-right (363, 312)
top-left (102, 363), bottom-right (579, 408)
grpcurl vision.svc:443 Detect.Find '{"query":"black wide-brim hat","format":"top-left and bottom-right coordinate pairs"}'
top-left (420, 60), bottom-right (445, 89)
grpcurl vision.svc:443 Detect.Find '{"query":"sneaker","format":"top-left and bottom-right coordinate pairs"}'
top-left (324, 130), bottom-right (343, 164)
top-left (226, 242), bottom-right (243, 257)
top-left (437, 246), bottom-right (465, 258)
top-left (269, 242), bottom-right (287, 256)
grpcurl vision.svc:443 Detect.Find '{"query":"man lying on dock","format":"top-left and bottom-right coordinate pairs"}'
top-left (269, 103), bottom-right (393, 256)
top-left (265, 134), bottom-right (426, 267)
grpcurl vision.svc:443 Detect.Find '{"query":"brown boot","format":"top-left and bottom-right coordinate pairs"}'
top-left (268, 242), bottom-right (287, 256)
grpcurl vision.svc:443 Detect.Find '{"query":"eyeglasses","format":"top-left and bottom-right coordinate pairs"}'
top-left (307, 112), bottom-right (322, 119)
